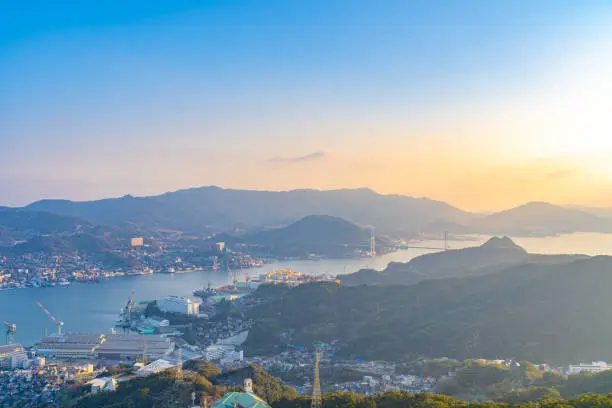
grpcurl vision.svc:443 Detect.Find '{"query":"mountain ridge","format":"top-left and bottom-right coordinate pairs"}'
top-left (17, 186), bottom-right (612, 237)
top-left (25, 186), bottom-right (471, 237)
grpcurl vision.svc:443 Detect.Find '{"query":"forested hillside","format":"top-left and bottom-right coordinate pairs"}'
top-left (247, 257), bottom-right (612, 363)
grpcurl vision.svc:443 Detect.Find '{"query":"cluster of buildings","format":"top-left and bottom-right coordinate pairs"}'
top-left (0, 344), bottom-right (31, 370)
top-left (0, 251), bottom-right (102, 289)
top-left (192, 317), bottom-right (253, 347)
top-left (334, 374), bottom-right (436, 395)
top-left (0, 360), bottom-right (97, 407)
top-left (566, 361), bottom-right (612, 375)
top-left (0, 233), bottom-right (267, 291)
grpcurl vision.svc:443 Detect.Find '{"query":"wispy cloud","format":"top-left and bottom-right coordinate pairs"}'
top-left (268, 151), bottom-right (326, 163)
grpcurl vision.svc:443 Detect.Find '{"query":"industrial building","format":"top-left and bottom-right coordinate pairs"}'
top-left (35, 333), bottom-right (174, 362)
top-left (157, 296), bottom-right (201, 315)
top-left (35, 333), bottom-right (104, 359)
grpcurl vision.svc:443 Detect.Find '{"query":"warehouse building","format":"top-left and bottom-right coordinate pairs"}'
top-left (97, 333), bottom-right (174, 361)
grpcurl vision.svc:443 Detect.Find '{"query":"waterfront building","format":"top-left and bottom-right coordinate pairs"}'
top-left (97, 333), bottom-right (174, 361)
top-left (212, 378), bottom-right (271, 408)
top-left (35, 333), bottom-right (174, 362)
top-left (157, 296), bottom-right (201, 315)
top-left (35, 333), bottom-right (104, 359)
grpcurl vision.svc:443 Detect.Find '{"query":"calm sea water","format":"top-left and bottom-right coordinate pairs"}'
top-left (2, 232), bottom-right (611, 346)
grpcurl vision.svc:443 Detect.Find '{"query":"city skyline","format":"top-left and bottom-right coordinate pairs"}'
top-left (3, 1), bottom-right (612, 211)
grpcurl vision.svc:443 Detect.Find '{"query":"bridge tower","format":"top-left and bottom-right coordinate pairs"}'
top-left (370, 229), bottom-right (376, 257)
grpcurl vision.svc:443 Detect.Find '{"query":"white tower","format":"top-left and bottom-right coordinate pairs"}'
top-left (244, 378), bottom-right (253, 393)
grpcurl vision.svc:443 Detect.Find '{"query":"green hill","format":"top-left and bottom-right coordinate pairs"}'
top-left (240, 215), bottom-right (387, 258)
top-left (63, 362), bottom-right (296, 408)
top-left (0, 208), bottom-right (89, 234)
top-left (341, 237), bottom-right (588, 286)
top-left (212, 364), bottom-right (298, 404)
top-left (247, 257), bottom-right (612, 363)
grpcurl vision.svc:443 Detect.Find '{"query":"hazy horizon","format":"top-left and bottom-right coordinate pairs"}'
top-left (3, 1), bottom-right (612, 211)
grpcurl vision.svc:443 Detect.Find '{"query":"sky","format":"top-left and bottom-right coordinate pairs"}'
top-left (2, 0), bottom-right (612, 211)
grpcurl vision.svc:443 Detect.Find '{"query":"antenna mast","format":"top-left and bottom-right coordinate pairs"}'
top-left (142, 337), bottom-right (148, 365)
top-left (176, 348), bottom-right (183, 383)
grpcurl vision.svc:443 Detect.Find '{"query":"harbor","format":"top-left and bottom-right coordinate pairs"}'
top-left (3, 232), bottom-right (609, 347)
top-left (0, 245), bottom-right (458, 346)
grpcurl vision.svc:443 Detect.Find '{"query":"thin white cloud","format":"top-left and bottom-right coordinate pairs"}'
top-left (268, 151), bottom-right (326, 163)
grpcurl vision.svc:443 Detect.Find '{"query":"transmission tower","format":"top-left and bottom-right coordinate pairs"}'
top-left (176, 348), bottom-right (183, 383)
top-left (311, 350), bottom-right (323, 408)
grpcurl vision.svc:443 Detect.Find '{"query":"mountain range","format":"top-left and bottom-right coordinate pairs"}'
top-left (2, 186), bottom-right (611, 238)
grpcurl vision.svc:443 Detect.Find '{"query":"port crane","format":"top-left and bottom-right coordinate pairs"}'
top-left (3, 321), bottom-right (16, 345)
top-left (35, 300), bottom-right (64, 335)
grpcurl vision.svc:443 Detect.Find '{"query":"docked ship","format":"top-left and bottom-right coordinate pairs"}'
top-left (193, 282), bottom-right (219, 299)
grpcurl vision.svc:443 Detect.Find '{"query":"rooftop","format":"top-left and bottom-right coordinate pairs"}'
top-left (212, 391), bottom-right (271, 408)
top-left (0, 344), bottom-right (24, 357)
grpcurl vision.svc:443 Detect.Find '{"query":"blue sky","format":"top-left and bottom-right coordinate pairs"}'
top-left (2, 1), bottom-right (612, 209)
